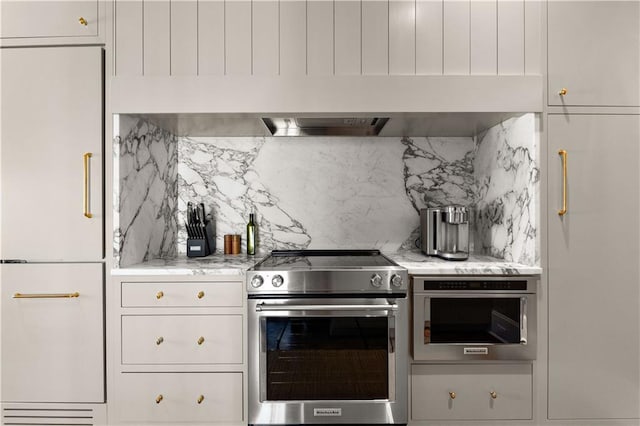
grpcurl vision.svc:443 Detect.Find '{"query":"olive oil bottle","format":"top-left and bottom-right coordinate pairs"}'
top-left (246, 213), bottom-right (256, 255)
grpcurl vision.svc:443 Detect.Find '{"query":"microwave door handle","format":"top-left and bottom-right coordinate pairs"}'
top-left (255, 303), bottom-right (398, 312)
top-left (520, 297), bottom-right (528, 344)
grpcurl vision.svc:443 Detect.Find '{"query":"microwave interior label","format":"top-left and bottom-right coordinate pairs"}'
top-left (314, 408), bottom-right (342, 417)
top-left (464, 347), bottom-right (489, 355)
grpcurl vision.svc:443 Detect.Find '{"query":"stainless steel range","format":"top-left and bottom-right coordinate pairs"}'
top-left (247, 250), bottom-right (408, 426)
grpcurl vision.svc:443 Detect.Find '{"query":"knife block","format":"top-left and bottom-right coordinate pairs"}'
top-left (186, 221), bottom-right (216, 257)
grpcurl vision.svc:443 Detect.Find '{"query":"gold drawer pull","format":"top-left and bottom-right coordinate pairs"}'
top-left (83, 153), bottom-right (93, 218)
top-left (197, 395), bottom-right (205, 404)
top-left (156, 291), bottom-right (164, 299)
top-left (155, 394), bottom-right (163, 404)
top-left (156, 337), bottom-right (164, 345)
top-left (197, 336), bottom-right (205, 345)
top-left (78, 16), bottom-right (88, 26)
top-left (490, 391), bottom-right (497, 399)
top-left (449, 391), bottom-right (456, 400)
top-left (13, 292), bottom-right (79, 299)
top-left (197, 291), bottom-right (205, 299)
top-left (558, 87), bottom-right (568, 96)
top-left (558, 149), bottom-right (568, 216)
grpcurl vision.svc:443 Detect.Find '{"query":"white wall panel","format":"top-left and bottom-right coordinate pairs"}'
top-left (443, 0), bottom-right (469, 74)
top-left (198, 0), bottom-right (225, 75)
top-left (362, 0), bottom-right (388, 75)
top-left (497, 0), bottom-right (524, 75)
top-left (115, 0), bottom-right (143, 76)
top-left (389, 0), bottom-right (415, 74)
top-left (416, 0), bottom-right (443, 75)
top-left (470, 0), bottom-right (496, 74)
top-left (524, 0), bottom-right (541, 75)
top-left (171, 0), bottom-right (198, 75)
top-left (335, 0), bottom-right (361, 74)
top-left (281, 0), bottom-right (307, 74)
top-left (225, 0), bottom-right (252, 74)
top-left (253, 0), bottom-right (279, 75)
top-left (143, 0), bottom-right (170, 75)
top-left (307, 1), bottom-right (334, 75)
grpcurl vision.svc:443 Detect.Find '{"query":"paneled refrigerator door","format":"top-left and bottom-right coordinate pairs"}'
top-left (1, 263), bottom-right (104, 403)
top-left (0, 46), bottom-right (103, 262)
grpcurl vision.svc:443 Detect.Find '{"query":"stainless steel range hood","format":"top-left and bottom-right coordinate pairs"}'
top-left (262, 117), bottom-right (389, 136)
top-left (127, 112), bottom-right (525, 137)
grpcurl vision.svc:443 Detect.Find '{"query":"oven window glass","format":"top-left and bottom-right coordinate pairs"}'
top-left (427, 298), bottom-right (521, 344)
top-left (265, 317), bottom-right (389, 401)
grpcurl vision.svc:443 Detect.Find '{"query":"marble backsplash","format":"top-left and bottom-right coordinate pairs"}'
top-left (114, 113), bottom-right (539, 267)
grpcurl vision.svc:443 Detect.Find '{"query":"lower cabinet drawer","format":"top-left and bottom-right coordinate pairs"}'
top-left (122, 315), bottom-right (243, 364)
top-left (411, 364), bottom-right (532, 421)
top-left (117, 372), bottom-right (243, 423)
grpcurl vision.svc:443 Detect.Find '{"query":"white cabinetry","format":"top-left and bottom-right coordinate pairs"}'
top-left (411, 364), bottom-right (532, 421)
top-left (1, 263), bottom-right (104, 402)
top-left (547, 114), bottom-right (640, 420)
top-left (1, 46), bottom-right (103, 262)
top-left (548, 1), bottom-right (640, 106)
top-left (114, 0), bottom-right (541, 77)
top-left (111, 276), bottom-right (245, 425)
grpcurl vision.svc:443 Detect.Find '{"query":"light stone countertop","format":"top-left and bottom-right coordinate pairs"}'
top-left (111, 249), bottom-right (541, 277)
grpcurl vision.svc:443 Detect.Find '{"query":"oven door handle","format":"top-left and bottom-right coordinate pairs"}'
top-left (520, 297), bottom-right (528, 344)
top-left (255, 302), bottom-right (398, 312)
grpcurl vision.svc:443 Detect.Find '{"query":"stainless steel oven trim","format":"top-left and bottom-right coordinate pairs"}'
top-left (249, 297), bottom-right (408, 425)
top-left (256, 300), bottom-right (398, 403)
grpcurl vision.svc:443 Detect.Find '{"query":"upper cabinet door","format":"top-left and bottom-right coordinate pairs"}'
top-left (0, 1), bottom-right (98, 39)
top-left (548, 1), bottom-right (640, 106)
top-left (0, 47), bottom-right (103, 262)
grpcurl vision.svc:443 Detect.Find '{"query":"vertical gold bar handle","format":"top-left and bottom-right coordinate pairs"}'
top-left (83, 153), bottom-right (93, 218)
top-left (558, 149), bottom-right (568, 216)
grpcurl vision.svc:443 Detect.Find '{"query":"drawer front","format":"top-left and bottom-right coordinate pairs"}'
top-left (122, 315), bottom-right (243, 365)
top-left (121, 281), bottom-right (242, 307)
top-left (117, 372), bottom-right (243, 423)
top-left (411, 364), bottom-right (532, 421)
top-left (1, 1), bottom-right (99, 39)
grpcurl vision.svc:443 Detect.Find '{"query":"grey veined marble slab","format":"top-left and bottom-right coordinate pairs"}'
top-left (388, 250), bottom-right (541, 276)
top-left (111, 253), bottom-right (261, 276)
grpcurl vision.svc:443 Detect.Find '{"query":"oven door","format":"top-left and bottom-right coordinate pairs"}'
top-left (412, 293), bottom-right (536, 361)
top-left (248, 297), bottom-right (408, 425)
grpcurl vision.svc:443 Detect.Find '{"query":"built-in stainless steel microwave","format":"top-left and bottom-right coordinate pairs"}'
top-left (412, 276), bottom-right (537, 361)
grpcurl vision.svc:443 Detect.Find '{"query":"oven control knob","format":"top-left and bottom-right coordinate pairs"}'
top-left (272, 275), bottom-right (284, 287)
top-left (370, 273), bottom-right (383, 288)
top-left (390, 274), bottom-right (403, 288)
top-left (250, 275), bottom-right (264, 288)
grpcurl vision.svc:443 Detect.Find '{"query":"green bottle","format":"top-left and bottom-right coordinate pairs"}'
top-left (246, 213), bottom-right (256, 255)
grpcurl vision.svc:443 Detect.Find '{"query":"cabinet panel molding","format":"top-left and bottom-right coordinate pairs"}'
top-left (280, 0), bottom-right (307, 75)
top-left (443, 0), bottom-right (470, 74)
top-left (170, 0), bottom-right (198, 75)
top-left (198, 0), bottom-right (225, 75)
top-left (470, 0), bottom-right (497, 75)
top-left (334, 0), bottom-right (362, 75)
top-left (225, 0), bottom-right (252, 75)
top-left (389, 0), bottom-right (415, 74)
top-left (143, 0), bottom-right (170, 76)
top-left (115, 0), bottom-right (143, 76)
top-left (362, 0), bottom-right (389, 75)
top-left (523, 0), bottom-right (541, 75)
top-left (253, 0), bottom-right (280, 75)
top-left (497, 0), bottom-right (524, 75)
top-left (416, 0), bottom-right (443, 75)
top-left (307, 0), bottom-right (334, 75)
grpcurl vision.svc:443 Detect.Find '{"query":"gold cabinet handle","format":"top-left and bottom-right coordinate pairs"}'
top-left (83, 153), bottom-right (93, 218)
top-left (13, 292), bottom-right (79, 299)
top-left (156, 336), bottom-right (164, 345)
top-left (558, 149), bottom-right (568, 216)
top-left (155, 394), bottom-right (163, 404)
top-left (197, 395), bottom-right (205, 404)
top-left (78, 16), bottom-right (88, 26)
top-left (197, 291), bottom-right (205, 299)
top-left (449, 391), bottom-right (456, 400)
top-left (197, 336), bottom-right (205, 345)
top-left (156, 291), bottom-right (164, 299)
top-left (558, 87), bottom-right (568, 96)
top-left (490, 391), bottom-right (497, 399)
